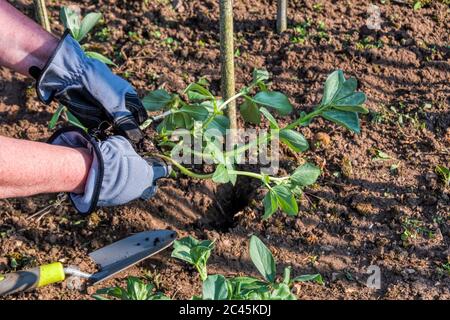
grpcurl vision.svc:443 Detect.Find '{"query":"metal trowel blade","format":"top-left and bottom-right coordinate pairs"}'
top-left (88, 230), bottom-right (176, 285)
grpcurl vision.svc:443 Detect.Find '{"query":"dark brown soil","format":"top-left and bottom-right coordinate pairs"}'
top-left (1, 0), bottom-right (449, 300)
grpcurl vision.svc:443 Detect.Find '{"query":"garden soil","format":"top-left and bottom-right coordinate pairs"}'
top-left (0, 0), bottom-right (449, 300)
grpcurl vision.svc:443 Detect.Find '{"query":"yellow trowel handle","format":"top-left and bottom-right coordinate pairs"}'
top-left (0, 262), bottom-right (65, 296)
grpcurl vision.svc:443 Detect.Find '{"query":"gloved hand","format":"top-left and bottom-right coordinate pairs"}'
top-left (48, 127), bottom-right (171, 215)
top-left (31, 30), bottom-right (147, 142)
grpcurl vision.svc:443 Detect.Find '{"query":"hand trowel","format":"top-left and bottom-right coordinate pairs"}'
top-left (0, 230), bottom-right (176, 296)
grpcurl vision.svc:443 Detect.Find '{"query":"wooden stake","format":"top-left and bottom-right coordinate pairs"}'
top-left (276, 0), bottom-right (287, 34)
top-left (219, 0), bottom-right (237, 146)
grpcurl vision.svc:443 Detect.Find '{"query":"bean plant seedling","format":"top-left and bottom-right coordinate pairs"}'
top-left (171, 236), bottom-right (215, 281)
top-left (93, 276), bottom-right (169, 300)
top-left (172, 235), bottom-right (323, 300)
top-left (142, 69), bottom-right (368, 220)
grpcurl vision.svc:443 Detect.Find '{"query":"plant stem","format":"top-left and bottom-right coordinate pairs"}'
top-left (224, 131), bottom-right (270, 158)
top-left (219, 0), bottom-right (237, 145)
top-left (218, 91), bottom-right (245, 112)
top-left (202, 91), bottom-right (245, 130)
top-left (140, 110), bottom-right (174, 130)
top-left (34, 0), bottom-right (51, 32)
top-left (276, 0), bottom-right (287, 34)
top-left (147, 153), bottom-right (289, 183)
top-left (228, 170), bottom-right (289, 183)
top-left (147, 153), bottom-right (213, 180)
top-left (285, 105), bottom-right (326, 130)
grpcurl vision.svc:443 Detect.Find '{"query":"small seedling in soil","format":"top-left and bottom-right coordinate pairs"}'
top-left (197, 235), bottom-right (323, 300)
top-left (6, 252), bottom-right (36, 271)
top-left (371, 148), bottom-right (392, 161)
top-left (355, 36), bottom-right (384, 50)
top-left (128, 31), bottom-right (145, 45)
top-left (438, 262), bottom-right (450, 276)
top-left (314, 21), bottom-right (330, 42)
top-left (401, 218), bottom-right (434, 246)
top-left (290, 21), bottom-right (311, 45)
top-left (312, 3), bottom-right (324, 12)
top-left (95, 27), bottom-right (110, 42)
top-left (412, 0), bottom-right (433, 10)
top-left (93, 276), bottom-right (170, 300)
top-left (171, 236), bottom-right (215, 281)
top-left (435, 165), bottom-right (450, 187)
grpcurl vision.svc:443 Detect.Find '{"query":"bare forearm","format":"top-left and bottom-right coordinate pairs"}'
top-left (0, 136), bottom-right (92, 198)
top-left (0, 0), bottom-right (58, 76)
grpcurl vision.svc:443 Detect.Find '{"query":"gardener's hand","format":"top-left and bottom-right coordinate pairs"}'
top-left (48, 127), bottom-right (171, 215)
top-left (31, 31), bottom-right (147, 142)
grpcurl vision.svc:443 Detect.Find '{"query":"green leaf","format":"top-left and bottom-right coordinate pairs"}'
top-left (60, 7), bottom-right (81, 40)
top-left (212, 163), bottom-right (236, 185)
top-left (78, 12), bottom-right (102, 41)
top-left (85, 51), bottom-right (116, 66)
top-left (252, 69), bottom-right (270, 84)
top-left (290, 163), bottom-right (321, 186)
top-left (173, 112), bottom-right (193, 129)
top-left (171, 237), bottom-right (197, 264)
top-left (413, 1), bottom-right (422, 10)
top-left (272, 185), bottom-right (298, 216)
top-left (333, 92), bottom-right (367, 108)
top-left (240, 99), bottom-right (261, 124)
top-left (282, 267), bottom-right (291, 285)
top-left (94, 287), bottom-right (127, 300)
top-left (49, 105), bottom-right (66, 129)
top-left (142, 90), bottom-right (172, 111)
top-left (65, 110), bottom-right (87, 130)
top-left (435, 165), bottom-right (450, 186)
top-left (212, 164), bottom-right (230, 184)
top-left (321, 110), bottom-right (360, 133)
top-left (191, 246), bottom-right (212, 281)
top-left (198, 100), bottom-right (219, 113)
top-left (333, 77), bottom-right (357, 101)
top-left (206, 115), bottom-right (230, 135)
top-left (184, 83), bottom-right (215, 102)
top-left (203, 138), bottom-right (225, 163)
top-left (321, 70), bottom-right (343, 106)
top-left (270, 283), bottom-right (295, 300)
top-left (249, 235), bottom-right (276, 283)
top-left (171, 236), bottom-right (214, 281)
top-left (252, 92), bottom-right (293, 115)
top-left (262, 190), bottom-right (278, 220)
top-left (333, 104), bottom-right (369, 114)
top-left (292, 274), bottom-right (324, 285)
top-left (259, 107), bottom-right (279, 129)
top-left (279, 129), bottom-right (309, 152)
top-left (202, 275), bottom-right (229, 300)
top-left (180, 105), bottom-right (209, 121)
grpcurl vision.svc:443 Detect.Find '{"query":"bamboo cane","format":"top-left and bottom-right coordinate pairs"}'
top-left (219, 0), bottom-right (237, 147)
top-left (276, 0), bottom-right (287, 33)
